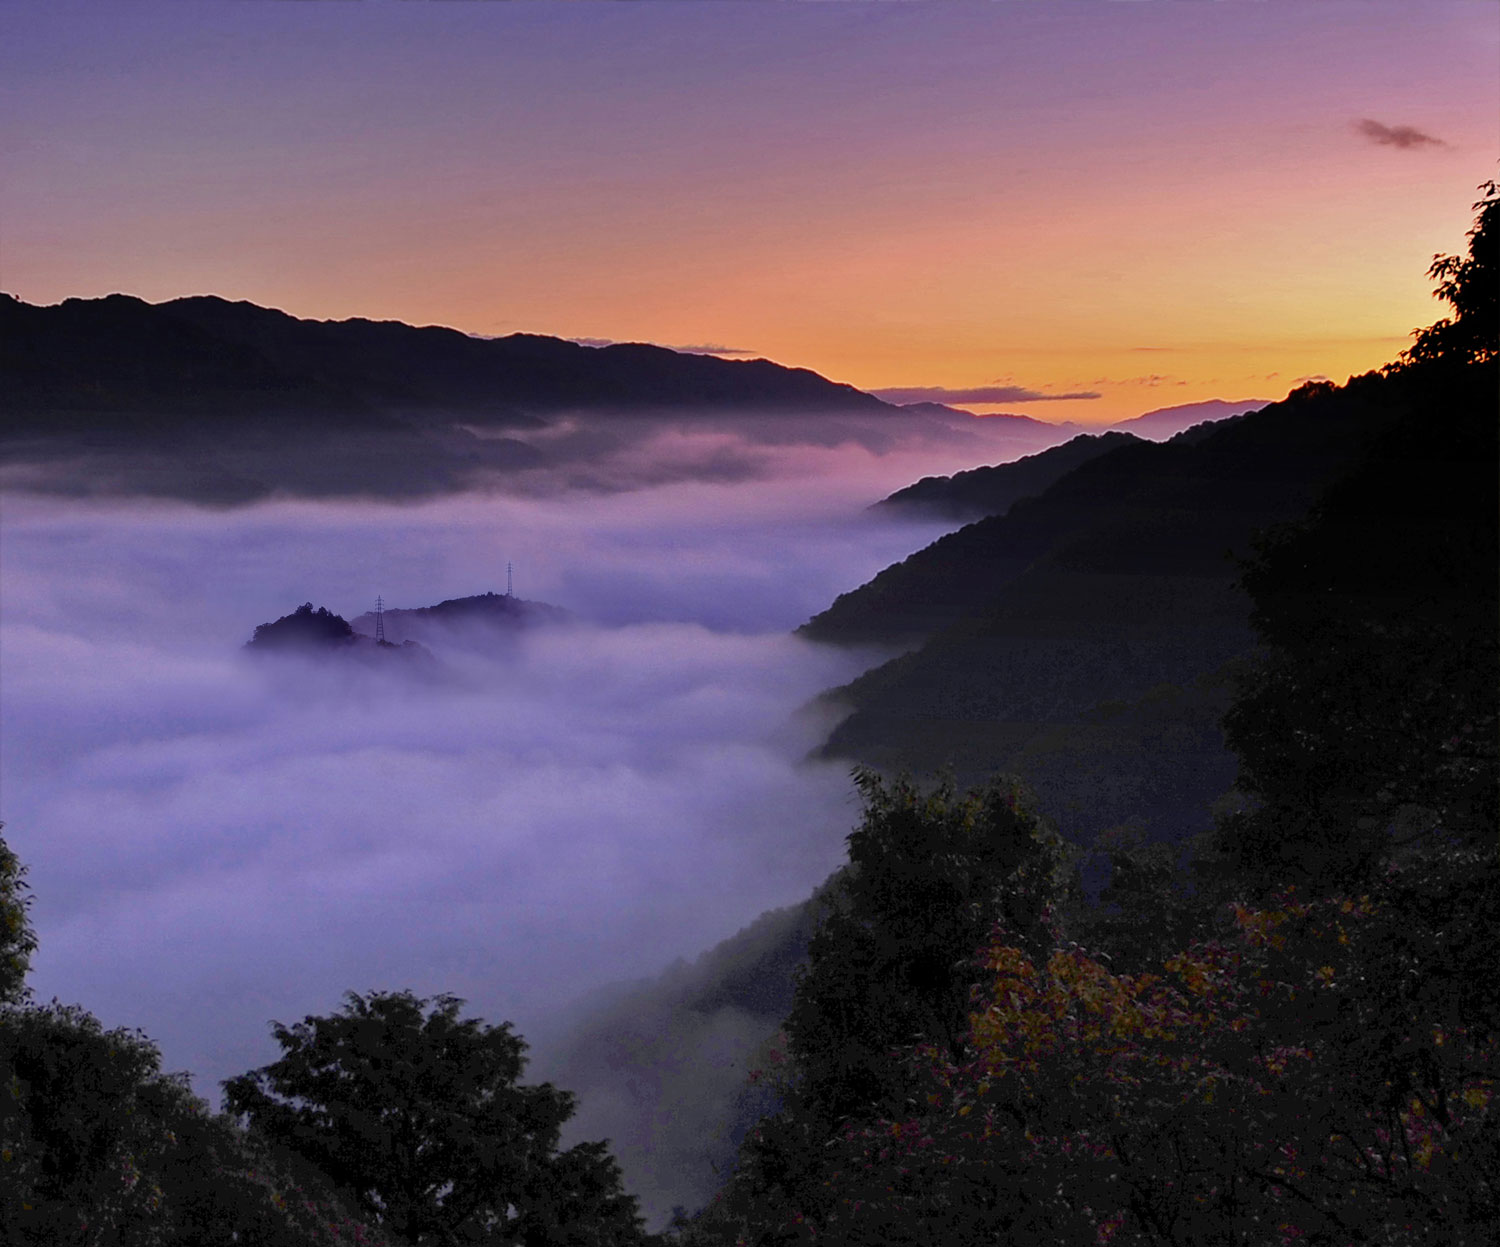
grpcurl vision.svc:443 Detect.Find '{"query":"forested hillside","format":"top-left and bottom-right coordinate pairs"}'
top-left (802, 373), bottom-right (1410, 843)
top-left (673, 183), bottom-right (1498, 1246)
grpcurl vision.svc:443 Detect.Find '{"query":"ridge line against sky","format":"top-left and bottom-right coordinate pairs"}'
top-left (1, 2), bottom-right (1495, 425)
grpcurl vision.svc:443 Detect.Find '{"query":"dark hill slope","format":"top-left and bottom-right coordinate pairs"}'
top-left (806, 376), bottom-right (1411, 841)
top-left (0, 292), bottom-right (888, 430)
top-left (801, 380), bottom-right (1389, 650)
top-left (163, 296), bottom-right (886, 419)
top-left (876, 430), bottom-right (1142, 522)
top-left (0, 293), bottom-right (379, 432)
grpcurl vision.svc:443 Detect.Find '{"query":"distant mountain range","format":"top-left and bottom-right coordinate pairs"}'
top-left (2, 291), bottom-right (1084, 501)
top-left (892, 401), bottom-right (1077, 443)
top-left (2, 292), bottom-right (1270, 503)
top-left (1106, 397), bottom-right (1269, 440)
top-left (0, 292), bottom-right (888, 426)
top-left (874, 403), bottom-right (1270, 523)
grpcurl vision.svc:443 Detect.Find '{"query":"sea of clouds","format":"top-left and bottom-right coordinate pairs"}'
top-left (2, 433), bottom-right (996, 1110)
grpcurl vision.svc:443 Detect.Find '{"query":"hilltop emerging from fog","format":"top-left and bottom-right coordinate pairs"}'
top-left (246, 592), bottom-right (570, 659)
top-left (349, 591), bottom-right (571, 645)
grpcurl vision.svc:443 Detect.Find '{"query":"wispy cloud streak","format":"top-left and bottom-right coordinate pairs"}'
top-left (567, 337), bottom-right (757, 355)
top-left (1354, 118), bottom-right (1446, 149)
top-left (871, 385), bottom-right (1100, 406)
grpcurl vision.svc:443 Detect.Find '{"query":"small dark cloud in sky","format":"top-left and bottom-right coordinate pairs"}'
top-left (1354, 119), bottom-right (1446, 150)
top-left (1130, 346), bottom-right (1171, 353)
top-left (870, 384), bottom-right (1100, 405)
top-left (568, 337), bottom-right (756, 356)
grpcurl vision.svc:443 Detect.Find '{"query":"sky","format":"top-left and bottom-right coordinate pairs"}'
top-left (2, 2), bottom-right (1495, 425)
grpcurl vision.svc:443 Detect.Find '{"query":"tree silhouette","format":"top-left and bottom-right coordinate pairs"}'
top-left (713, 773), bottom-right (1070, 1240)
top-left (1403, 181), bottom-right (1497, 367)
top-left (246, 603), bottom-right (356, 651)
top-left (0, 828), bottom-right (34, 1004)
top-left (1220, 182), bottom-right (1499, 890)
top-left (784, 771), bottom-right (1066, 1121)
top-left (223, 990), bottom-right (651, 1246)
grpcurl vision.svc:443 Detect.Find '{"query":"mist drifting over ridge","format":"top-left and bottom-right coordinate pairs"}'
top-left (0, 447), bottom-right (969, 1108)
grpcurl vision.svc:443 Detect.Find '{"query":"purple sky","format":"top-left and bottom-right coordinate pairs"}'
top-left (2, 3), bottom-right (1494, 421)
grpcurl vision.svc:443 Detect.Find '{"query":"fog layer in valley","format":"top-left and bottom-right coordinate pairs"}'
top-left (1, 435), bottom-right (974, 1117)
top-left (2, 389), bottom-right (1077, 507)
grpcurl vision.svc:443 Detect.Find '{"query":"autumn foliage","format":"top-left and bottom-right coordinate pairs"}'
top-left (801, 856), bottom-right (1497, 1245)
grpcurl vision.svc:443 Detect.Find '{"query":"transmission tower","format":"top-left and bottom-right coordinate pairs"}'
top-left (375, 594), bottom-right (385, 643)
top-left (506, 562), bottom-right (513, 598)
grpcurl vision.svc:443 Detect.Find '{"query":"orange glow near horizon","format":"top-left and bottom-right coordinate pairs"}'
top-left (2, 4), bottom-right (1495, 426)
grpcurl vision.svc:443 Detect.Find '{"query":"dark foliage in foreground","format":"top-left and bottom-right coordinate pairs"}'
top-left (0, 826), bottom-right (648, 1245)
top-left (1220, 364), bottom-right (1497, 890)
top-left (224, 990), bottom-right (652, 1246)
top-left (688, 842), bottom-right (1497, 1247)
top-left (0, 829), bottom-right (35, 1005)
top-left (0, 993), bottom-right (395, 1246)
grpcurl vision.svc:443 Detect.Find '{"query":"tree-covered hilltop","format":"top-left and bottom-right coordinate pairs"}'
top-left (245, 602), bottom-right (440, 663)
top-left (243, 592), bottom-right (574, 666)
top-left (246, 602), bottom-right (359, 651)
